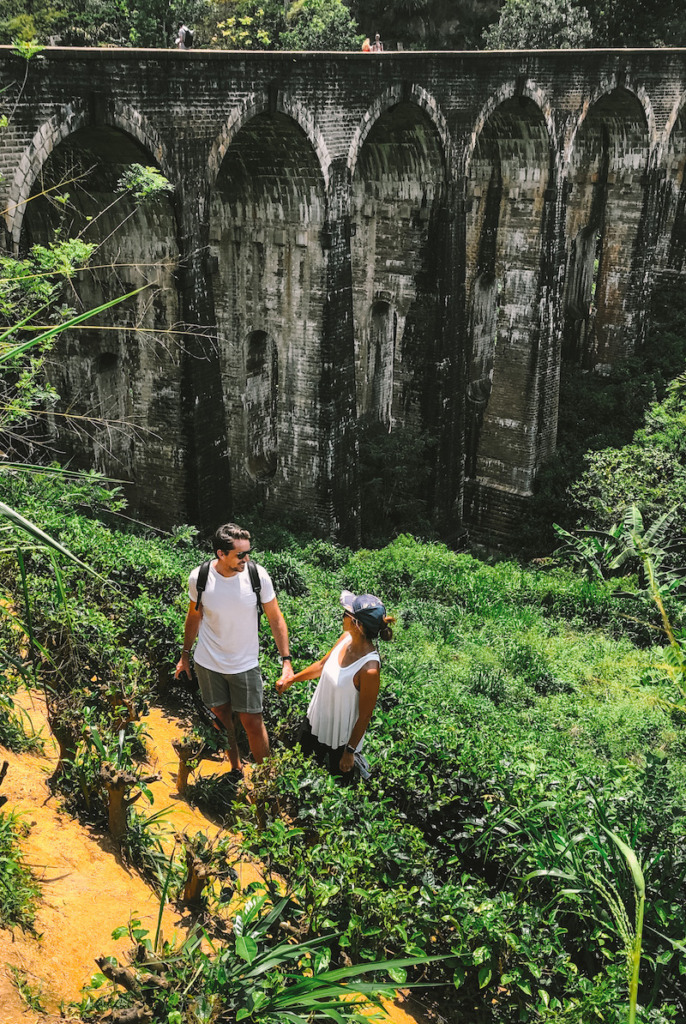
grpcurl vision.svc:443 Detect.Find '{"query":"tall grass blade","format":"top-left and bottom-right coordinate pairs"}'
top-left (0, 285), bottom-right (149, 365)
top-left (154, 847), bottom-right (177, 952)
top-left (0, 503), bottom-right (107, 581)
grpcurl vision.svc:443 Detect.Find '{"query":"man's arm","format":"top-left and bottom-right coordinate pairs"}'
top-left (174, 601), bottom-right (203, 678)
top-left (263, 596), bottom-right (294, 684)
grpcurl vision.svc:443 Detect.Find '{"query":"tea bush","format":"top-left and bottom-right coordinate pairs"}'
top-left (1, 470), bottom-right (685, 1021)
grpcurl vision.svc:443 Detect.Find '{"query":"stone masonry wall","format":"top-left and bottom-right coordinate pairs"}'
top-left (2, 46), bottom-right (686, 542)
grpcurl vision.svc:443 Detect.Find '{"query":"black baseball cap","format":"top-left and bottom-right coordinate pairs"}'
top-left (340, 590), bottom-right (387, 637)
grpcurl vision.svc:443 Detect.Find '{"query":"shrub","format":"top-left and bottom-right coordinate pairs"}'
top-left (0, 811), bottom-right (40, 930)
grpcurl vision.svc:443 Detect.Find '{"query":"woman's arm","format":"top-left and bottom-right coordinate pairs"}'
top-left (275, 635), bottom-right (345, 694)
top-left (339, 662), bottom-right (381, 773)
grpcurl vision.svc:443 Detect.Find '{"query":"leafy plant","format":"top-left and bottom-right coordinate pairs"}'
top-left (522, 823), bottom-right (646, 1024)
top-left (555, 506), bottom-right (686, 709)
top-left (116, 163), bottom-right (175, 203)
top-left (8, 965), bottom-right (46, 1011)
top-left (86, 886), bottom-right (440, 1023)
top-left (0, 809), bottom-right (41, 930)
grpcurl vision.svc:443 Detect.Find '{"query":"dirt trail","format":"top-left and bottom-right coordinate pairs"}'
top-left (0, 692), bottom-right (426, 1024)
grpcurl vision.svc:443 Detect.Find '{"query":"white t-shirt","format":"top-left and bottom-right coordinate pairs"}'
top-left (188, 562), bottom-right (275, 674)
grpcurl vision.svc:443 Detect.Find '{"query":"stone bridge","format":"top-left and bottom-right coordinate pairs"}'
top-left (2, 45), bottom-right (686, 543)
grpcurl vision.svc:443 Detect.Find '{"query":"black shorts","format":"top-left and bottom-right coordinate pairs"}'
top-left (299, 718), bottom-right (356, 787)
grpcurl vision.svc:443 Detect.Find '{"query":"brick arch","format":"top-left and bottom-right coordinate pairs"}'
top-left (664, 91), bottom-right (686, 147)
top-left (464, 80), bottom-right (556, 180)
top-left (7, 103), bottom-right (89, 250)
top-left (208, 91), bottom-right (331, 192)
top-left (652, 91), bottom-right (686, 272)
top-left (561, 80), bottom-right (652, 368)
top-left (105, 102), bottom-right (172, 180)
top-left (563, 78), bottom-right (655, 167)
top-left (659, 90), bottom-right (686, 176)
top-left (347, 84), bottom-right (451, 180)
top-left (7, 102), bottom-right (172, 251)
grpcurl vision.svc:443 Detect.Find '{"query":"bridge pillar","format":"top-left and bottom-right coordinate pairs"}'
top-left (176, 176), bottom-right (232, 538)
top-left (435, 181), bottom-right (468, 540)
top-left (462, 96), bottom-right (561, 545)
top-left (321, 161), bottom-right (360, 546)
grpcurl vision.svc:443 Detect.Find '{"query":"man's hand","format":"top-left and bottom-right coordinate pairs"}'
top-left (175, 652), bottom-right (191, 679)
top-left (339, 749), bottom-right (355, 773)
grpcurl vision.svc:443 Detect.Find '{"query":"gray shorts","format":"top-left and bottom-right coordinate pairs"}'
top-left (194, 664), bottom-right (263, 715)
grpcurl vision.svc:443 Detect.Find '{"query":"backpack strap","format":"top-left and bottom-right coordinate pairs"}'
top-left (248, 560), bottom-right (263, 621)
top-left (194, 558), bottom-right (263, 622)
top-left (194, 560), bottom-right (211, 611)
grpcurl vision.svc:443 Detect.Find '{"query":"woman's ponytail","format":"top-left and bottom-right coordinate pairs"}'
top-left (378, 615), bottom-right (396, 642)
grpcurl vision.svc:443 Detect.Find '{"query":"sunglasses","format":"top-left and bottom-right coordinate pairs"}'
top-left (234, 549), bottom-right (252, 560)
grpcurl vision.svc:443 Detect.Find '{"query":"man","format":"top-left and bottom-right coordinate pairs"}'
top-left (175, 523), bottom-right (294, 772)
top-left (175, 22), bottom-right (192, 48)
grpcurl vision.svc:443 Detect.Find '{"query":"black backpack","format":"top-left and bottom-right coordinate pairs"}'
top-left (183, 26), bottom-right (193, 47)
top-left (194, 559), bottom-right (263, 622)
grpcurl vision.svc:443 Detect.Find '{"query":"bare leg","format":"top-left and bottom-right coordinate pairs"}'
top-left (239, 712), bottom-right (269, 765)
top-left (210, 702), bottom-right (242, 771)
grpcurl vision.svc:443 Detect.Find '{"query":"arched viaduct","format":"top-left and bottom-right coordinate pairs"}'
top-left (2, 45), bottom-right (686, 544)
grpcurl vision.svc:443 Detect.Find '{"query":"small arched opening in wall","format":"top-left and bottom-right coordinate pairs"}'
top-left (210, 110), bottom-right (327, 516)
top-left (244, 331), bottom-right (278, 482)
top-left (19, 123), bottom-right (182, 528)
top-left (464, 94), bottom-right (553, 497)
top-left (359, 299), bottom-right (396, 425)
top-left (563, 87), bottom-right (650, 371)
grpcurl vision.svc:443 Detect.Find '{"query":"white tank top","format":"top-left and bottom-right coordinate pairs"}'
top-left (307, 634), bottom-right (380, 751)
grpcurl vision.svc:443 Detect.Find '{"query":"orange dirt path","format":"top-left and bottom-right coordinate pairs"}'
top-left (0, 690), bottom-right (428, 1024)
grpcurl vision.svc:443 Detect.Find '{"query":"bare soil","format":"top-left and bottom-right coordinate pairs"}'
top-left (0, 690), bottom-right (427, 1024)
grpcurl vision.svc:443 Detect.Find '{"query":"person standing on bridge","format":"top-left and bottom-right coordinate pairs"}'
top-left (175, 21), bottom-right (193, 48)
top-left (371, 32), bottom-right (383, 51)
top-left (175, 523), bottom-right (294, 773)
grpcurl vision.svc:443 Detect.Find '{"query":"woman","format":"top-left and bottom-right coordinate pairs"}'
top-left (275, 590), bottom-right (395, 781)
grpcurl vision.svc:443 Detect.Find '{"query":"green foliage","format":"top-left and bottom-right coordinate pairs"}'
top-left (281, 0), bottom-right (363, 49)
top-left (0, 811), bottom-right (41, 929)
top-left (11, 36), bottom-right (45, 57)
top-left (116, 164), bottom-right (175, 203)
top-left (571, 375), bottom-right (686, 540)
top-left (8, 966), bottom-right (46, 1011)
top-left (349, 0), bottom-right (501, 50)
top-left (0, 0), bottom-right (57, 45)
top-left (211, 0), bottom-right (361, 50)
top-left (1, 0), bottom-right (207, 48)
top-left (0, 690), bottom-right (43, 752)
top-left (483, 0), bottom-right (686, 48)
top-left (484, 0), bottom-right (593, 48)
top-left (121, 809), bottom-right (181, 892)
top-left (528, 282), bottom-right (686, 553)
top-left (84, 887), bottom-right (422, 1023)
top-left (212, 0), bottom-right (283, 49)
top-left (357, 421), bottom-right (438, 547)
top-left (0, 239), bottom-right (95, 431)
top-left (2, 469), bottom-right (686, 1020)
